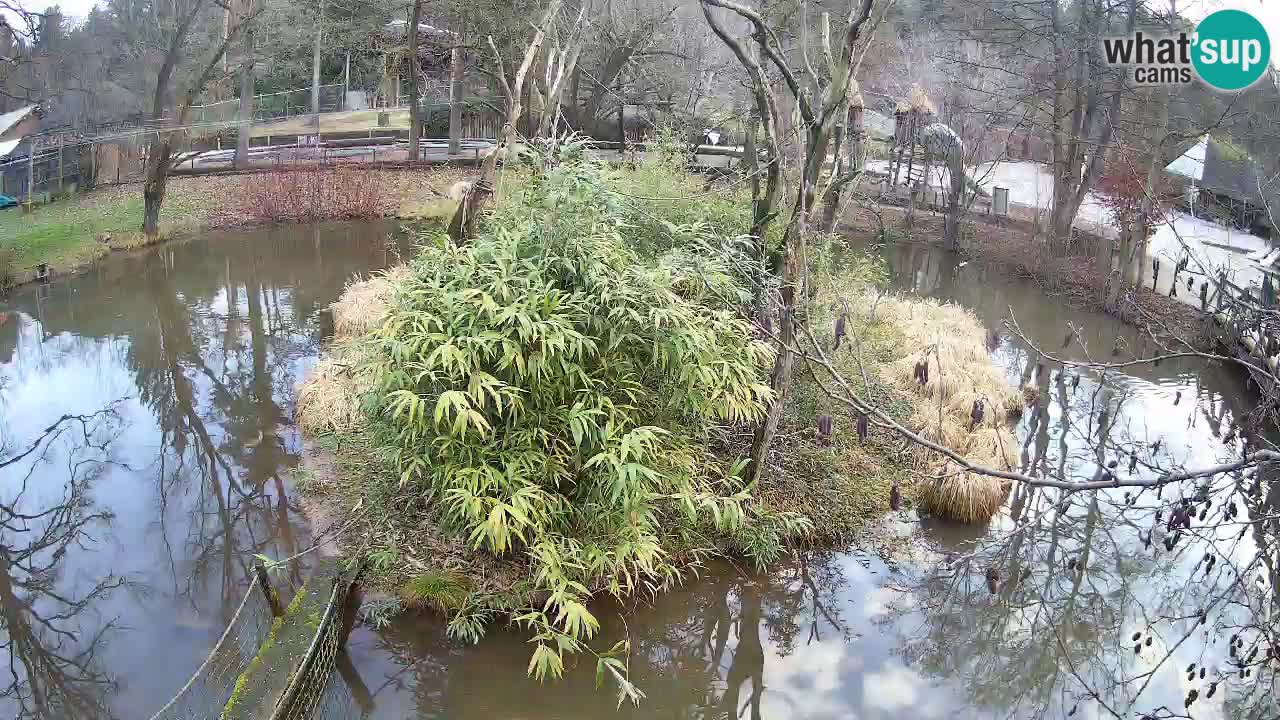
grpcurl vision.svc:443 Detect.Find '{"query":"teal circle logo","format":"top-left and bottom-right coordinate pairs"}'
top-left (1193, 9), bottom-right (1271, 91)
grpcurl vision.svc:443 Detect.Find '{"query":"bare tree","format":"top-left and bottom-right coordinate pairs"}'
top-left (407, 0), bottom-right (423, 161)
top-left (700, 0), bottom-right (877, 486)
top-left (141, 0), bottom-right (263, 238)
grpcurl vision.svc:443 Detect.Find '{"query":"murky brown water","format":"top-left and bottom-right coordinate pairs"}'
top-left (1, 226), bottom-right (1273, 719)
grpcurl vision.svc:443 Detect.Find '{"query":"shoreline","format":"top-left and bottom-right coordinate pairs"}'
top-left (838, 203), bottom-right (1207, 344)
top-left (0, 167), bottom-right (465, 294)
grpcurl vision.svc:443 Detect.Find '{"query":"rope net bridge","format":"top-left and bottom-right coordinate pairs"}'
top-left (148, 558), bottom-right (368, 720)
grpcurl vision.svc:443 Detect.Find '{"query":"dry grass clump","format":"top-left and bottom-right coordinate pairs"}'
top-left (331, 265), bottom-right (410, 338)
top-left (297, 348), bottom-right (370, 435)
top-left (874, 294), bottom-right (1019, 523)
top-left (298, 265), bottom-right (409, 434)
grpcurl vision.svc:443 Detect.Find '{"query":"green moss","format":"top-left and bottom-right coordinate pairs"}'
top-left (220, 561), bottom-right (347, 720)
top-left (222, 614), bottom-right (286, 718)
top-left (401, 570), bottom-right (470, 613)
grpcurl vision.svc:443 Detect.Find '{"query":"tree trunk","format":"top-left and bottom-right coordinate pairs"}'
top-left (143, 134), bottom-right (173, 238)
top-left (407, 0), bottom-right (422, 161)
top-left (235, 28), bottom-right (254, 169)
top-left (448, 43), bottom-right (464, 155)
top-left (1130, 92), bottom-right (1171, 290)
top-left (748, 205), bottom-right (806, 486)
top-left (310, 0), bottom-right (324, 118)
top-left (943, 152), bottom-right (965, 250)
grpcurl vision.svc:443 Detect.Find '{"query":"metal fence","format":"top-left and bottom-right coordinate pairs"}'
top-left (146, 582), bottom-right (276, 720)
top-left (190, 84), bottom-right (345, 126)
top-left (0, 140), bottom-right (92, 203)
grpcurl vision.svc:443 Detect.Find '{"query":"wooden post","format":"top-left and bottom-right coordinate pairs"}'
top-left (339, 582), bottom-right (361, 648)
top-left (57, 137), bottom-right (65, 194)
top-left (254, 562), bottom-right (284, 616)
top-left (26, 147), bottom-right (34, 209)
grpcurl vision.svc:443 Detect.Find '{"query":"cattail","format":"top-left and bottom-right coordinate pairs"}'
top-left (1174, 390), bottom-right (1181, 405)
top-left (985, 567), bottom-right (1000, 593)
top-left (890, 482), bottom-right (902, 511)
top-left (1129, 452), bottom-right (1138, 473)
top-left (970, 399), bottom-right (985, 429)
top-left (833, 310), bottom-right (848, 350)
top-left (857, 413), bottom-right (869, 443)
top-left (1152, 439), bottom-right (1162, 454)
top-left (817, 415), bottom-right (833, 445)
top-left (1071, 374), bottom-right (1080, 390)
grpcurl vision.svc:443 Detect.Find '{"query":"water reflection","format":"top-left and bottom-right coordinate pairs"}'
top-left (0, 221), bottom-right (406, 717)
top-left (360, 553), bottom-right (965, 720)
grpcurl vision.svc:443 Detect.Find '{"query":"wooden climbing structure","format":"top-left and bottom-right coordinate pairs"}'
top-left (888, 84), bottom-right (937, 189)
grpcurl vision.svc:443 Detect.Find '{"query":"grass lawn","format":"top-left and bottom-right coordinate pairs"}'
top-left (0, 185), bottom-right (211, 280)
top-left (0, 192), bottom-right (144, 274)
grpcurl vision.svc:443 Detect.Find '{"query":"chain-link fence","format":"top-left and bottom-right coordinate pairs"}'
top-left (146, 583), bottom-right (275, 720)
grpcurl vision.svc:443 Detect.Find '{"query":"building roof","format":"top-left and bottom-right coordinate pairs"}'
top-left (0, 104), bottom-right (38, 138)
top-left (0, 138), bottom-right (20, 159)
top-left (1164, 135), bottom-right (1207, 182)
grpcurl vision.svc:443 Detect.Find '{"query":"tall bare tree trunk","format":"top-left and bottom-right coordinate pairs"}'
top-left (310, 0), bottom-right (324, 119)
top-left (448, 43), bottom-right (464, 155)
top-left (235, 27), bottom-right (254, 169)
top-left (407, 0), bottom-right (422, 161)
top-left (143, 135), bottom-right (172, 237)
top-left (1129, 90), bottom-right (1171, 289)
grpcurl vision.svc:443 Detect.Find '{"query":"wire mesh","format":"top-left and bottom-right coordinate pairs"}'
top-left (269, 576), bottom-right (354, 720)
top-left (147, 583), bottom-right (274, 720)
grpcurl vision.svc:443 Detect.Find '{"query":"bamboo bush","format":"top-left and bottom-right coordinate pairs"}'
top-left (360, 146), bottom-right (808, 692)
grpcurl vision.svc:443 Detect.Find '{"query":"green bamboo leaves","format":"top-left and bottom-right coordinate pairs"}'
top-left (362, 149), bottom-right (800, 691)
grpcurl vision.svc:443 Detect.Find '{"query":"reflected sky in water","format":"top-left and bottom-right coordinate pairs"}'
top-left (0, 221), bottom-right (405, 718)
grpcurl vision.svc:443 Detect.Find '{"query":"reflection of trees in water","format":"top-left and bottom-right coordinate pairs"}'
top-left (0, 405), bottom-right (127, 719)
top-left (869, 241), bottom-right (1280, 718)
top-left (886, 469), bottom-right (1279, 719)
top-left (365, 555), bottom-right (854, 720)
top-left (0, 224), bottom-right (400, 716)
top-left (129, 241), bottom-right (321, 611)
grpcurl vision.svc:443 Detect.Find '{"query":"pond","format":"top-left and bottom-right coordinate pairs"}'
top-left (0, 220), bottom-right (405, 718)
top-left (0, 223), bottom-right (1274, 719)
